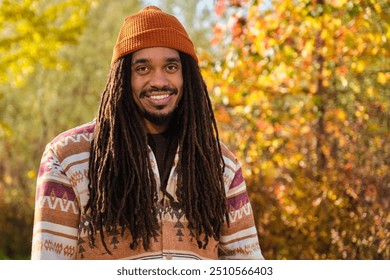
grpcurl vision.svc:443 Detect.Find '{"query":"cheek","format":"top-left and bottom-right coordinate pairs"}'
top-left (130, 74), bottom-right (145, 92)
top-left (175, 76), bottom-right (183, 95)
top-left (130, 77), bottom-right (138, 94)
top-left (130, 80), bottom-right (143, 107)
top-left (177, 74), bottom-right (183, 88)
top-left (173, 91), bottom-right (184, 109)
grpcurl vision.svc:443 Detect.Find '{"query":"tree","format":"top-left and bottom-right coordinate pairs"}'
top-left (0, 0), bottom-right (142, 259)
top-left (0, 0), bottom-right (95, 259)
top-left (0, 0), bottom-right (93, 87)
top-left (0, 0), bottom-right (215, 260)
top-left (204, 0), bottom-right (389, 259)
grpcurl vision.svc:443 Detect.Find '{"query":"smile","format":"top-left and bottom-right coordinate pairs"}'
top-left (149, 94), bottom-right (170, 100)
top-left (145, 93), bottom-right (174, 107)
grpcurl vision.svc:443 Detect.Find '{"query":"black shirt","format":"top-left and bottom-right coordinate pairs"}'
top-left (147, 128), bottom-right (178, 190)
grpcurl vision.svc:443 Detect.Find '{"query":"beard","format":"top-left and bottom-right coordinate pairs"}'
top-left (142, 107), bottom-right (176, 126)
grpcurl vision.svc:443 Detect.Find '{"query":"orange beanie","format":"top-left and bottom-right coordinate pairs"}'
top-left (111, 6), bottom-right (198, 65)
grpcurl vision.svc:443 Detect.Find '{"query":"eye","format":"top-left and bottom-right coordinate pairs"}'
top-left (135, 65), bottom-right (149, 74)
top-left (165, 64), bottom-right (179, 73)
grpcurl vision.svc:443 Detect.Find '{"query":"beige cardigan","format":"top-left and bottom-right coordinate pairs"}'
top-left (31, 120), bottom-right (263, 260)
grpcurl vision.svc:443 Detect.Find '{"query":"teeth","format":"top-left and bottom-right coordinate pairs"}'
top-left (150, 94), bottom-right (169, 100)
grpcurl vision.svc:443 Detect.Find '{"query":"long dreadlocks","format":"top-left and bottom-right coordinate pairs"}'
top-left (86, 52), bottom-right (228, 253)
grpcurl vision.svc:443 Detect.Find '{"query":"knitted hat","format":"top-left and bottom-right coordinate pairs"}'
top-left (111, 6), bottom-right (198, 65)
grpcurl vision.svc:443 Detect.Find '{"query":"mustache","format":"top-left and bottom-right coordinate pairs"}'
top-left (140, 86), bottom-right (178, 98)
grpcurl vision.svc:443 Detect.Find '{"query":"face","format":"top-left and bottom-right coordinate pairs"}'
top-left (131, 47), bottom-right (183, 133)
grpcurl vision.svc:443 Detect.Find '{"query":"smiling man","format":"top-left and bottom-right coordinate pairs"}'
top-left (131, 47), bottom-right (183, 133)
top-left (31, 6), bottom-right (264, 260)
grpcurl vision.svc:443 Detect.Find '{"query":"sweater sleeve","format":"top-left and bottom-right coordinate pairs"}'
top-left (31, 144), bottom-right (80, 259)
top-left (218, 160), bottom-right (264, 260)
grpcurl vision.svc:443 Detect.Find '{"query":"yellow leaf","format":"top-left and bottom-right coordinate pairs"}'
top-left (367, 87), bottom-right (375, 98)
top-left (27, 170), bottom-right (36, 179)
top-left (377, 72), bottom-right (387, 85)
top-left (337, 110), bottom-right (346, 121)
top-left (356, 61), bottom-right (365, 73)
top-left (374, 3), bottom-right (382, 13)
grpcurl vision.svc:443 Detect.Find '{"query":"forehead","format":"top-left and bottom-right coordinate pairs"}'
top-left (131, 47), bottom-right (180, 63)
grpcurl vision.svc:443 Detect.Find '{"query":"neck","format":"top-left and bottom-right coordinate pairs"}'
top-left (144, 119), bottom-right (170, 134)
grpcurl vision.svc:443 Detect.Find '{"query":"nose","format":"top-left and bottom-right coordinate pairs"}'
top-left (149, 70), bottom-right (169, 88)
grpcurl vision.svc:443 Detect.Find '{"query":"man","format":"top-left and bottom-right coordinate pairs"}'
top-left (31, 6), bottom-right (263, 260)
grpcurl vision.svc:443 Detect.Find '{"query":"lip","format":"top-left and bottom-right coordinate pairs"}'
top-left (145, 93), bottom-right (173, 105)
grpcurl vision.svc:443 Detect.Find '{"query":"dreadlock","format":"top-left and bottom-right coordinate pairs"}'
top-left (175, 52), bottom-right (228, 248)
top-left (86, 52), bottom-right (228, 253)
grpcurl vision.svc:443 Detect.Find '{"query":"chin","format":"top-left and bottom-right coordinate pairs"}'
top-left (144, 111), bottom-right (175, 126)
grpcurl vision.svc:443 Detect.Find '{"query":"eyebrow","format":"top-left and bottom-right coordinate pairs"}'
top-left (132, 56), bottom-right (181, 65)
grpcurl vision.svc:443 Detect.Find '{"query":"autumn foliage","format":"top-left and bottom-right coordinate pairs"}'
top-left (0, 0), bottom-right (388, 259)
top-left (203, 0), bottom-right (389, 259)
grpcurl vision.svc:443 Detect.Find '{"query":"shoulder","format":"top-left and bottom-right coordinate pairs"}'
top-left (46, 119), bottom-right (96, 161)
top-left (219, 141), bottom-right (240, 171)
top-left (50, 120), bottom-right (95, 145)
top-left (219, 141), bottom-right (245, 190)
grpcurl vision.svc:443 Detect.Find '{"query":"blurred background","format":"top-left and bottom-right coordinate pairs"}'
top-left (0, 0), bottom-right (388, 259)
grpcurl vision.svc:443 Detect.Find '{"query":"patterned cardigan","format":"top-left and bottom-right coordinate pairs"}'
top-left (31, 120), bottom-right (264, 260)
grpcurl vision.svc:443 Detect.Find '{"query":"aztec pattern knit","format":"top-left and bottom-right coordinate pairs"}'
top-left (31, 120), bottom-right (264, 260)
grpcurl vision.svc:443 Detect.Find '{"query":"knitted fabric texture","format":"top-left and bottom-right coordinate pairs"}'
top-left (112, 6), bottom-right (198, 65)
